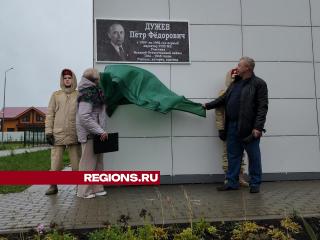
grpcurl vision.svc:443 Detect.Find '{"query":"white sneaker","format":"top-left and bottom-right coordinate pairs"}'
top-left (95, 191), bottom-right (107, 196)
top-left (77, 194), bottom-right (95, 199)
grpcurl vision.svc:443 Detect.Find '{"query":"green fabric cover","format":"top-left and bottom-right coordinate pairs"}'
top-left (99, 65), bottom-right (206, 118)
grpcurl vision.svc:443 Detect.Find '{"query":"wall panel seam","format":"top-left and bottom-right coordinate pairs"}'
top-left (190, 24), bottom-right (241, 26)
top-left (116, 135), bottom-right (319, 138)
top-left (190, 24), bottom-right (314, 27)
top-left (169, 0), bottom-right (174, 183)
top-left (191, 61), bottom-right (313, 63)
top-left (92, 0), bottom-right (95, 68)
top-left (309, 0), bottom-right (320, 150)
top-left (240, 0), bottom-right (243, 57)
top-left (243, 25), bottom-right (311, 28)
top-left (187, 98), bottom-right (318, 100)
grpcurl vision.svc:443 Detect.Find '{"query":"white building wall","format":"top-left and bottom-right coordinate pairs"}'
top-left (94, 0), bottom-right (320, 183)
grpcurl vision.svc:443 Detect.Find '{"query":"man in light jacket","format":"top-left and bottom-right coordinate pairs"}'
top-left (45, 69), bottom-right (81, 195)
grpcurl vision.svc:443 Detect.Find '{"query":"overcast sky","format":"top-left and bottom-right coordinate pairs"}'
top-left (0, 0), bottom-right (93, 109)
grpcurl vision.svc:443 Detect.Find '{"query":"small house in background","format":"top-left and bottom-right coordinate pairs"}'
top-left (0, 107), bottom-right (47, 132)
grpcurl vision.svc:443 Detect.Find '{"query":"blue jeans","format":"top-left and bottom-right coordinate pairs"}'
top-left (226, 121), bottom-right (262, 189)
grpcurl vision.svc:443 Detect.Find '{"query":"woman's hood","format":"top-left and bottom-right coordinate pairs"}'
top-left (225, 69), bottom-right (233, 88)
top-left (78, 76), bottom-right (96, 91)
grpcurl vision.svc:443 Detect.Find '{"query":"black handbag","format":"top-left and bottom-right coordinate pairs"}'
top-left (93, 132), bottom-right (119, 154)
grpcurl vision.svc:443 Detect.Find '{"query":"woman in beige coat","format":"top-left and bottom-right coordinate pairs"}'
top-left (44, 69), bottom-right (81, 195)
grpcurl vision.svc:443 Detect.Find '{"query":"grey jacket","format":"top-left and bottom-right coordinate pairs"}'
top-left (76, 77), bottom-right (107, 143)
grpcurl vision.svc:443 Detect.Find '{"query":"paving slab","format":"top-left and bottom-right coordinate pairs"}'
top-left (0, 146), bottom-right (50, 157)
top-left (0, 179), bottom-right (320, 235)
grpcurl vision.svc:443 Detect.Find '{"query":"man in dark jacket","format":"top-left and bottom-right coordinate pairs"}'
top-left (202, 57), bottom-right (268, 193)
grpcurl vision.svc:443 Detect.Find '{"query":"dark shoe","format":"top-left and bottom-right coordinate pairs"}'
top-left (217, 184), bottom-right (237, 191)
top-left (45, 185), bottom-right (58, 195)
top-left (250, 187), bottom-right (260, 193)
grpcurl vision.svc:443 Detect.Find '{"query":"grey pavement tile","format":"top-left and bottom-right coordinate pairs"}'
top-left (76, 211), bottom-right (90, 215)
top-left (1, 181), bottom-right (320, 233)
top-left (42, 213), bottom-right (57, 217)
top-left (0, 222), bottom-right (8, 227)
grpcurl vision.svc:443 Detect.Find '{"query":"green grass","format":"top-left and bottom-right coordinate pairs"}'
top-left (0, 143), bottom-right (27, 151)
top-left (0, 149), bottom-right (71, 194)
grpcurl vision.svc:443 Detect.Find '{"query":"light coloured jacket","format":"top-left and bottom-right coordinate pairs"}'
top-left (45, 69), bottom-right (79, 145)
top-left (215, 69), bottom-right (233, 130)
top-left (76, 77), bottom-right (106, 143)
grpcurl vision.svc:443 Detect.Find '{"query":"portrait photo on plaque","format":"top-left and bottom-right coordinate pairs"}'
top-left (96, 19), bottom-right (190, 64)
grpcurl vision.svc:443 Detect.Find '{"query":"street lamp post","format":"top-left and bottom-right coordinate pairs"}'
top-left (1, 68), bottom-right (13, 147)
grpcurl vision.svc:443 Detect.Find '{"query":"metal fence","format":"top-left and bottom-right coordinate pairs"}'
top-left (23, 124), bottom-right (46, 147)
